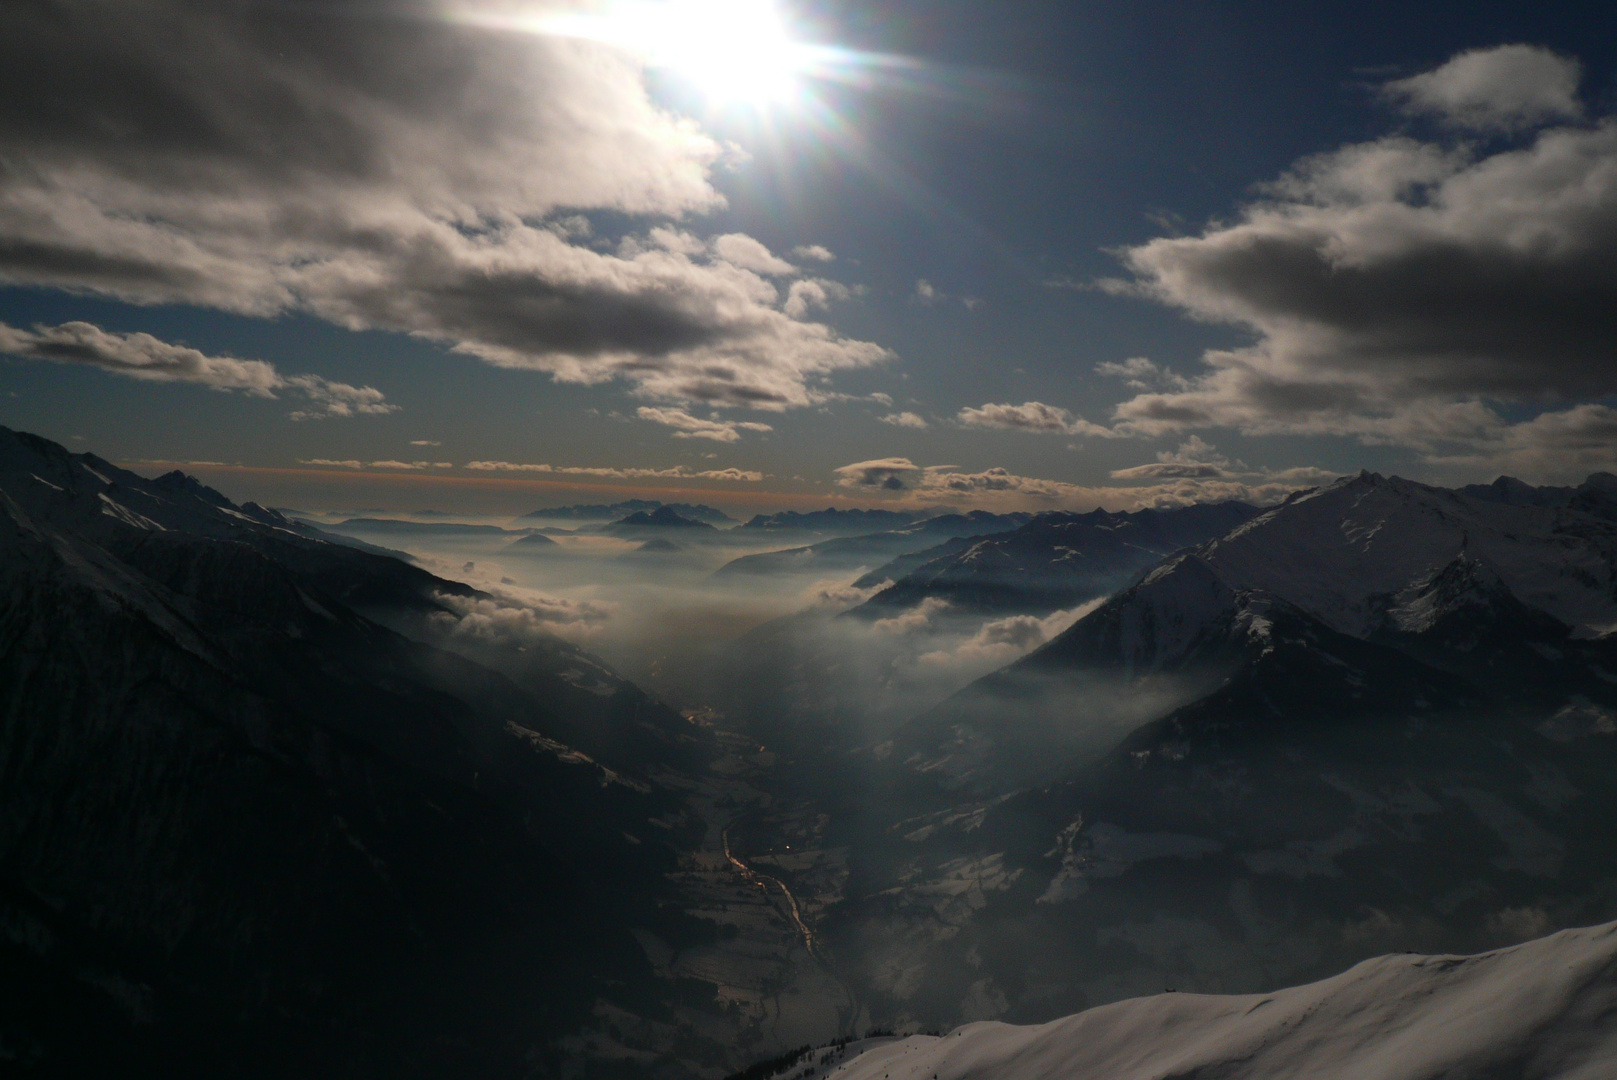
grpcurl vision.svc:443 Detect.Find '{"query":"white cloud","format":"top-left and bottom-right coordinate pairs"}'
top-left (1384, 45), bottom-right (1582, 132)
top-left (409, 439), bottom-right (442, 447)
top-left (0, 320), bottom-right (395, 419)
top-left (783, 278), bottom-right (850, 319)
top-left (880, 411), bottom-right (929, 429)
top-left (957, 401), bottom-right (1118, 438)
top-left (791, 244), bottom-right (835, 262)
top-left (914, 279), bottom-right (941, 305)
top-left (710, 234), bottom-right (795, 275)
top-left (635, 406), bottom-right (773, 442)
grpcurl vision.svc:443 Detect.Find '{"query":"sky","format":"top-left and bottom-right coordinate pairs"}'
top-left (2, 0), bottom-right (1614, 517)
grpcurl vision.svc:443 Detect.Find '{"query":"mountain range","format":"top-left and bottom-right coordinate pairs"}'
top-left (812, 470), bottom-right (1617, 1034)
top-left (9, 425), bottom-right (1617, 1077)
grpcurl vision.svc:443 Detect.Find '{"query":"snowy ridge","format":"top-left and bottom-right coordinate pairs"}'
top-left (1039, 471), bottom-right (1617, 674)
top-left (833, 921), bottom-right (1617, 1080)
top-left (1191, 472), bottom-right (1617, 637)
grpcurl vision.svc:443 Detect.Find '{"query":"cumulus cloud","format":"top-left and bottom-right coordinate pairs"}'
top-left (880, 411), bottom-right (929, 429)
top-left (956, 401), bottom-right (1117, 438)
top-left (791, 245), bottom-right (835, 262)
top-left (1106, 45), bottom-right (1617, 480)
top-left (0, 0), bottom-right (887, 412)
top-left (409, 440), bottom-right (442, 446)
top-left (1383, 45), bottom-right (1582, 132)
top-left (635, 406), bottom-right (773, 442)
top-left (464, 460), bottom-right (763, 481)
top-left (782, 278), bottom-right (851, 319)
top-left (0, 319), bottom-right (395, 419)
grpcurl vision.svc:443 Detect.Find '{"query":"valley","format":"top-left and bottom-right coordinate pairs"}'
top-left (4, 427), bottom-right (1617, 1077)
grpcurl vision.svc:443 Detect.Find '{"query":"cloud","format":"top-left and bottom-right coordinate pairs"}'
top-left (791, 245), bottom-right (835, 262)
top-left (464, 460), bottom-right (763, 482)
top-left (956, 401), bottom-right (1117, 438)
top-left (1108, 437), bottom-right (1338, 485)
top-left (635, 406), bottom-right (773, 442)
top-left (834, 455), bottom-right (1315, 511)
top-left (709, 234), bottom-right (795, 275)
top-left (1106, 45), bottom-right (1617, 480)
top-left (783, 278), bottom-right (850, 319)
top-left (0, 319), bottom-right (395, 419)
top-left (872, 596), bottom-right (952, 635)
top-left (283, 375), bottom-right (396, 421)
top-left (880, 411), bottom-right (929, 429)
top-left (409, 439), bottom-right (442, 447)
top-left (1094, 357), bottom-right (1189, 393)
top-left (918, 599), bottom-right (1105, 669)
top-left (834, 457), bottom-right (920, 491)
top-left (0, 1), bottom-right (888, 412)
top-left (1383, 45), bottom-right (1581, 132)
top-left (914, 279), bottom-right (941, 305)
top-left (432, 590), bottom-right (615, 646)
top-left (800, 578), bottom-right (886, 611)
top-left (300, 459), bottom-right (451, 470)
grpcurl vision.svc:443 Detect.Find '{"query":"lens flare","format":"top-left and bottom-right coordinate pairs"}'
top-left (542, 0), bottom-right (811, 105)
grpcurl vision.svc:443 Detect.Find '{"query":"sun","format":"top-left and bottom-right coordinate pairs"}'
top-left (550, 0), bottom-right (810, 106)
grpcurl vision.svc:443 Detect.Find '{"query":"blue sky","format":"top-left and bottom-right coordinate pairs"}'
top-left (2, 1), bottom-right (1614, 515)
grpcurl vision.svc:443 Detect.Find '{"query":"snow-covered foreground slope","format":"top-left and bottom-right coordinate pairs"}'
top-left (835, 921), bottom-right (1617, 1080)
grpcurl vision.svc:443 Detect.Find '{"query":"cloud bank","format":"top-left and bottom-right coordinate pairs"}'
top-left (0, 0), bottom-right (887, 413)
top-left (833, 455), bottom-right (1315, 511)
top-left (1106, 44), bottom-right (1617, 480)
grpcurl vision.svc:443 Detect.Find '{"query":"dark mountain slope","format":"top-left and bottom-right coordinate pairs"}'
top-left (0, 428), bottom-right (713, 1078)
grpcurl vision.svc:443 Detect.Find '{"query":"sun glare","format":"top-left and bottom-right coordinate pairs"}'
top-left (551, 0), bottom-right (809, 105)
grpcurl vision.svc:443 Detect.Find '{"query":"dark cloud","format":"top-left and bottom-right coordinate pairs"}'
top-left (0, 0), bottom-right (886, 409)
top-left (1108, 45), bottom-right (1617, 479)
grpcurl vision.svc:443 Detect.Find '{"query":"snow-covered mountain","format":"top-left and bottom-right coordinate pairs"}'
top-left (806, 472), bottom-right (1617, 1040)
top-left (831, 920), bottom-right (1617, 1080)
top-left (1072, 471), bottom-right (1617, 653)
top-left (901, 471), bottom-right (1617, 789)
